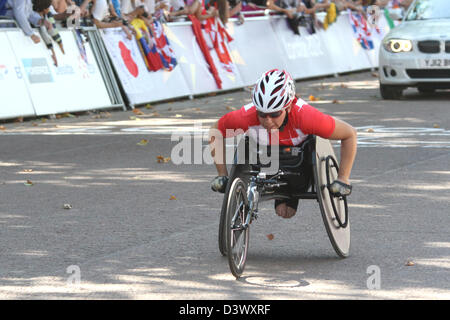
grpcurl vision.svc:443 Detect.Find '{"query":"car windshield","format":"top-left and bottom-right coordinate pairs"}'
top-left (405, 0), bottom-right (450, 21)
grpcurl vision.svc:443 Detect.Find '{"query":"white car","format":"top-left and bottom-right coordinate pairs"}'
top-left (379, 0), bottom-right (450, 99)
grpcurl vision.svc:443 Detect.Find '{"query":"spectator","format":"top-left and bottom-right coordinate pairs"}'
top-left (207, 0), bottom-right (244, 25)
top-left (73, 0), bottom-right (92, 17)
top-left (121, 0), bottom-right (146, 20)
top-left (267, 0), bottom-right (319, 35)
top-left (314, 0), bottom-right (330, 11)
top-left (34, 1), bottom-right (64, 65)
top-left (266, 0), bottom-right (303, 20)
top-left (51, 0), bottom-right (75, 13)
top-left (48, 0), bottom-right (84, 26)
top-left (168, 0), bottom-right (218, 22)
top-left (239, 0), bottom-right (267, 17)
top-left (2, 0), bottom-right (53, 43)
top-left (141, 0), bottom-right (170, 22)
top-left (120, 0), bottom-right (154, 30)
top-left (90, 0), bottom-right (133, 39)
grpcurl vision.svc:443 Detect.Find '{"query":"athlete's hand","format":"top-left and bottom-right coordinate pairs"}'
top-left (329, 180), bottom-right (352, 197)
top-left (211, 176), bottom-right (229, 193)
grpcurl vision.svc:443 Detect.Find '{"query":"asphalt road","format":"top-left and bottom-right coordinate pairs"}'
top-left (0, 71), bottom-right (449, 299)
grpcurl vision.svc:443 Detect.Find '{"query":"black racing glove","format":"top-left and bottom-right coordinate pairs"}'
top-left (329, 180), bottom-right (352, 197)
top-left (211, 176), bottom-right (229, 193)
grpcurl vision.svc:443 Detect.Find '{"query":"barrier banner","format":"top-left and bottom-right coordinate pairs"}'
top-left (6, 29), bottom-right (112, 116)
top-left (101, 27), bottom-right (191, 105)
top-left (0, 32), bottom-right (36, 120)
top-left (326, 13), bottom-right (373, 72)
top-left (269, 16), bottom-right (338, 79)
top-left (225, 18), bottom-right (289, 86)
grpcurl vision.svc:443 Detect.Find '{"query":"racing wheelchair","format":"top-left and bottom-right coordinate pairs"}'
top-left (218, 134), bottom-right (350, 279)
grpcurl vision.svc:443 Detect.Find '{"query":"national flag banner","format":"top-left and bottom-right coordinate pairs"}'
top-left (348, 9), bottom-right (376, 50)
top-left (201, 17), bottom-right (236, 74)
top-left (152, 20), bottom-right (178, 71)
top-left (189, 14), bottom-right (222, 89)
top-left (131, 18), bottom-right (164, 72)
top-left (100, 28), bottom-right (191, 105)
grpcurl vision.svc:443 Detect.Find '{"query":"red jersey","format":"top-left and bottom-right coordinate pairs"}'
top-left (217, 98), bottom-right (335, 146)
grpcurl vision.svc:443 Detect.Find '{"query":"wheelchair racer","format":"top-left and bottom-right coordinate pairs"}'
top-left (209, 69), bottom-right (357, 219)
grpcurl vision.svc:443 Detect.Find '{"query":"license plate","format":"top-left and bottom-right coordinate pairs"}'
top-left (421, 59), bottom-right (450, 68)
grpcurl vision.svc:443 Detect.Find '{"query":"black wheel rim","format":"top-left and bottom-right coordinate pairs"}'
top-left (325, 155), bottom-right (349, 228)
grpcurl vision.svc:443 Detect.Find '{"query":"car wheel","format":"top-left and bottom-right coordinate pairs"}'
top-left (380, 84), bottom-right (403, 100)
top-left (417, 86), bottom-right (436, 94)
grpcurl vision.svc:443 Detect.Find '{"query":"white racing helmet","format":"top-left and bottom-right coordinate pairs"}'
top-left (252, 69), bottom-right (296, 113)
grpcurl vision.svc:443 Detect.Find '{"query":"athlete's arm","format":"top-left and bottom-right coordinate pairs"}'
top-left (209, 120), bottom-right (228, 177)
top-left (327, 118), bottom-right (357, 185)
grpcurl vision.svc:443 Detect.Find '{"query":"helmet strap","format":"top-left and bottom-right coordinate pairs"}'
top-left (279, 110), bottom-right (289, 132)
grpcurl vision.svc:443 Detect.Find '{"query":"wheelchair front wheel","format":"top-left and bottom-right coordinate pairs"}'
top-left (225, 177), bottom-right (250, 279)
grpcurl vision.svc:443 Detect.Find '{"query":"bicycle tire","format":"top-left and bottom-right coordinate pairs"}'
top-left (225, 177), bottom-right (250, 279)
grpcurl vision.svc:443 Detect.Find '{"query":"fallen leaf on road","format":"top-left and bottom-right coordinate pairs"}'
top-left (63, 204), bottom-right (72, 210)
top-left (150, 112), bottom-right (160, 117)
top-left (193, 108), bottom-right (200, 111)
top-left (170, 195), bottom-right (176, 200)
top-left (163, 157), bottom-right (171, 163)
top-left (309, 95), bottom-right (321, 101)
top-left (266, 234), bottom-right (274, 240)
top-left (145, 104), bottom-right (154, 109)
top-left (226, 106), bottom-right (236, 111)
top-left (332, 99), bottom-right (342, 104)
top-left (0, 126), bottom-right (5, 131)
top-left (340, 83), bottom-right (348, 88)
top-left (24, 180), bottom-right (34, 186)
top-left (23, 169), bottom-right (33, 173)
top-left (405, 260), bottom-right (415, 266)
top-left (156, 155), bottom-right (165, 163)
top-left (137, 139), bottom-right (148, 146)
top-left (32, 122), bottom-right (38, 127)
top-left (175, 114), bottom-right (183, 118)
top-left (133, 108), bottom-right (145, 115)
top-left (433, 124), bottom-right (440, 128)
top-left (15, 117), bottom-right (23, 123)
top-left (367, 128), bottom-right (375, 133)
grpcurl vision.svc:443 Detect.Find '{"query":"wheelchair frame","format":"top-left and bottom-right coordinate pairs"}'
top-left (218, 134), bottom-right (350, 278)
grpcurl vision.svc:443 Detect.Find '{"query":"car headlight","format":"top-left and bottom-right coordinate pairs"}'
top-left (383, 39), bottom-right (413, 53)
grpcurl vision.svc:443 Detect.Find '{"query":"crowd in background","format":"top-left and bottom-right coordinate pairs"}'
top-left (0, 0), bottom-right (413, 48)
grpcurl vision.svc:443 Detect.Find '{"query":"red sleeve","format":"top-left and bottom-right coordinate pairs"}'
top-left (294, 104), bottom-right (335, 138)
top-left (217, 104), bottom-right (257, 137)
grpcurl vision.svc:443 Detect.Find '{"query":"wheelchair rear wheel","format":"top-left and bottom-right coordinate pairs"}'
top-left (313, 137), bottom-right (351, 258)
top-left (225, 177), bottom-right (250, 279)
